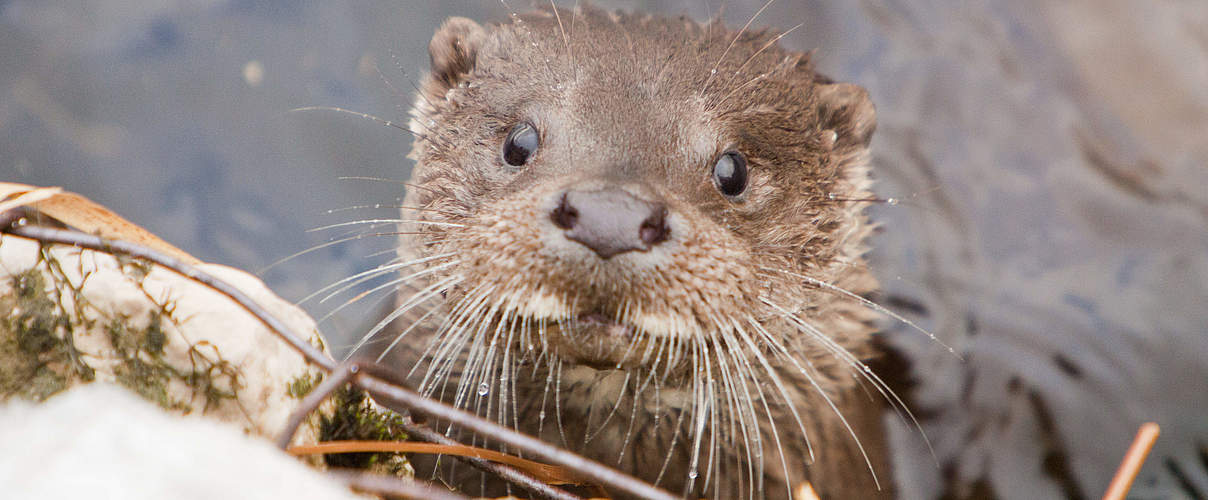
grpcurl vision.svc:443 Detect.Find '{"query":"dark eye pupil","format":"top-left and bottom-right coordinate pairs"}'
top-left (503, 122), bottom-right (539, 167)
top-left (713, 151), bottom-right (748, 197)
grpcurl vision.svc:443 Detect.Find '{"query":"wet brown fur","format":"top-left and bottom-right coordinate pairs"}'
top-left (385, 5), bottom-right (892, 499)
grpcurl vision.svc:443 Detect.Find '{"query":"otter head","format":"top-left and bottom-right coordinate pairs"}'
top-left (396, 7), bottom-right (882, 492)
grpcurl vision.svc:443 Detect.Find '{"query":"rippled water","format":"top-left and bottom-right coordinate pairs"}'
top-left (3, 1), bottom-right (1205, 498)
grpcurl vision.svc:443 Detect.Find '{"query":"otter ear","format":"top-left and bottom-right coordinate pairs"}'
top-left (815, 83), bottom-right (877, 148)
top-left (428, 17), bottom-right (487, 91)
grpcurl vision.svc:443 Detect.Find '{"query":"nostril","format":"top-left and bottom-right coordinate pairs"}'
top-left (639, 204), bottom-right (670, 246)
top-left (550, 192), bottom-right (579, 230)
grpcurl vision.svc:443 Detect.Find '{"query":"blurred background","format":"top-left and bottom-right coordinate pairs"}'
top-left (3, 1), bottom-right (1206, 498)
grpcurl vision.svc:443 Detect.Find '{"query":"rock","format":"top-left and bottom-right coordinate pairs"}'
top-left (0, 384), bottom-right (361, 500)
top-left (0, 234), bottom-right (327, 444)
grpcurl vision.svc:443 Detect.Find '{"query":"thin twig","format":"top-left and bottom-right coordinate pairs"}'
top-left (1102, 422), bottom-right (1160, 500)
top-left (5, 222), bottom-right (334, 369)
top-left (277, 360), bottom-right (586, 500)
top-left (326, 468), bottom-right (471, 500)
top-left (292, 441), bottom-right (586, 485)
top-left (395, 417), bottom-right (585, 500)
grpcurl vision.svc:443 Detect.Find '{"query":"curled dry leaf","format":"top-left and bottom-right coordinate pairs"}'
top-left (289, 440), bottom-right (588, 486)
top-left (0, 182), bottom-right (199, 265)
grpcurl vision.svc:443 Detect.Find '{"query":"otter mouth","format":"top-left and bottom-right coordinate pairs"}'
top-left (570, 312), bottom-right (633, 338)
top-left (545, 311), bottom-right (646, 369)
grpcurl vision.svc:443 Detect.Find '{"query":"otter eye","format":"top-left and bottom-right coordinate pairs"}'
top-left (712, 151), bottom-right (748, 197)
top-left (502, 122), bottom-right (539, 167)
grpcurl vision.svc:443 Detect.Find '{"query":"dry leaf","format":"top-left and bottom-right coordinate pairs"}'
top-left (290, 440), bottom-right (591, 487)
top-left (0, 182), bottom-right (199, 265)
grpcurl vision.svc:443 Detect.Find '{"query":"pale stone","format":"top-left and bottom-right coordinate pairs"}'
top-left (0, 234), bottom-right (327, 444)
top-left (0, 384), bottom-right (360, 500)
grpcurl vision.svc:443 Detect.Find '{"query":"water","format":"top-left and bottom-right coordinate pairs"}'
top-left (3, 1), bottom-right (1205, 498)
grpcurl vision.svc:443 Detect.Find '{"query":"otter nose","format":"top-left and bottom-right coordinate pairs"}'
top-left (549, 188), bottom-right (670, 259)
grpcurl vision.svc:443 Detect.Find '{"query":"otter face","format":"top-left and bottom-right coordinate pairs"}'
top-left (394, 6), bottom-right (887, 498)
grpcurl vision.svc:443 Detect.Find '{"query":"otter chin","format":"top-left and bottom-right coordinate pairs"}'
top-left (377, 5), bottom-right (896, 499)
top-left (549, 313), bottom-right (642, 368)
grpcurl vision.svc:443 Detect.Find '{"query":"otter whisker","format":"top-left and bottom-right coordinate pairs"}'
top-left (258, 230), bottom-right (402, 275)
top-left (720, 322), bottom-right (782, 499)
top-left (764, 266), bottom-right (957, 356)
top-left (755, 300), bottom-right (882, 489)
top-left (309, 218), bottom-right (468, 232)
top-left (369, 299), bottom-right (442, 363)
top-left (474, 298), bottom-right (517, 426)
top-left (464, 301), bottom-right (509, 434)
top-left (490, 287), bottom-right (532, 433)
top-left (766, 299), bottom-right (934, 459)
top-left (499, 309), bottom-right (522, 434)
top-left (288, 106), bottom-right (448, 147)
top-left (361, 238), bottom-right (455, 261)
top-left (731, 316), bottom-right (811, 500)
top-left (553, 357), bottom-right (571, 449)
top-left (357, 273), bottom-right (461, 359)
top-left (731, 23), bottom-right (803, 79)
top-left (335, 176), bottom-right (451, 199)
top-left (371, 49), bottom-right (423, 118)
top-left (415, 283), bottom-right (492, 392)
top-left (727, 317), bottom-right (794, 499)
top-left (325, 203), bottom-right (467, 219)
top-left (761, 290), bottom-right (936, 465)
top-left (497, 0), bottom-right (560, 83)
top-left (616, 364), bottom-right (667, 466)
top-left (615, 375), bottom-right (642, 466)
top-left (710, 323), bottom-right (761, 498)
top-left (713, 72), bottom-right (772, 112)
top-left (702, 336), bottom-right (722, 496)
top-left (653, 379), bottom-right (690, 487)
top-left (536, 349), bottom-right (556, 439)
top-left (699, 0), bottom-right (778, 96)
top-left (315, 275), bottom-right (404, 325)
top-left (441, 286), bottom-right (501, 409)
top-left (733, 316), bottom-right (817, 461)
top-left (709, 22), bottom-right (804, 112)
top-left (569, 0), bottom-right (583, 59)
top-left (683, 335), bottom-right (720, 496)
top-left (297, 255), bottom-right (408, 305)
top-left (463, 291), bottom-right (508, 399)
top-left (314, 254), bottom-right (455, 306)
top-left (547, 1), bottom-right (574, 79)
top-left (582, 371), bottom-right (632, 446)
top-left (450, 303), bottom-right (495, 412)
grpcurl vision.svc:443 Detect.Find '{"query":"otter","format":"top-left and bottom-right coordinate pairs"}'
top-left (378, 5), bottom-right (894, 499)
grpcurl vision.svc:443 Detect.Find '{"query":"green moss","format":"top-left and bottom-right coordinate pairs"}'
top-left (105, 314), bottom-right (196, 412)
top-left (143, 316), bottom-right (166, 355)
top-left (0, 251), bottom-right (244, 415)
top-left (319, 386), bottom-right (412, 476)
top-left (287, 372), bottom-right (323, 399)
top-left (0, 268), bottom-right (92, 401)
